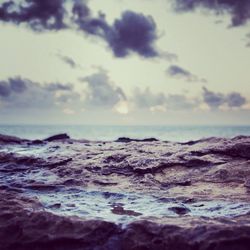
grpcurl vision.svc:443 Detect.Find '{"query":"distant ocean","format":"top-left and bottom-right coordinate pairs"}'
top-left (1, 125), bottom-right (250, 142)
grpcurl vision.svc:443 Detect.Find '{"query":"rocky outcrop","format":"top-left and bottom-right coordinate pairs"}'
top-left (0, 134), bottom-right (27, 144)
top-left (1, 134), bottom-right (250, 249)
top-left (45, 133), bottom-right (70, 142)
top-left (116, 137), bottom-right (159, 143)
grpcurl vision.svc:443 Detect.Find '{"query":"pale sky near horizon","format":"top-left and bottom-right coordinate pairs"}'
top-left (0, 0), bottom-right (250, 125)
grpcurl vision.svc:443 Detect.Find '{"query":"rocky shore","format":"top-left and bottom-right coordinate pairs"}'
top-left (0, 133), bottom-right (250, 250)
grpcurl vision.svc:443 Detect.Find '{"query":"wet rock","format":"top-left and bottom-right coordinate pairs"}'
top-left (175, 180), bottom-right (192, 186)
top-left (183, 158), bottom-right (212, 168)
top-left (24, 184), bottom-right (61, 191)
top-left (1, 134), bottom-right (250, 249)
top-left (244, 179), bottom-right (250, 188)
top-left (103, 154), bottom-right (128, 163)
top-left (209, 142), bottom-right (250, 159)
top-left (45, 158), bottom-right (72, 169)
top-left (169, 206), bottom-right (191, 215)
top-left (93, 180), bottom-right (118, 186)
top-left (0, 134), bottom-right (27, 144)
top-left (49, 203), bottom-right (61, 209)
top-left (111, 205), bottom-right (142, 216)
top-left (217, 169), bottom-right (229, 180)
top-left (115, 137), bottom-right (158, 143)
top-left (30, 139), bottom-right (44, 145)
top-left (45, 133), bottom-right (70, 142)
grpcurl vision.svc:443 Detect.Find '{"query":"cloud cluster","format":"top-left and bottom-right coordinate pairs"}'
top-left (132, 87), bottom-right (196, 111)
top-left (132, 86), bottom-right (247, 112)
top-left (202, 87), bottom-right (246, 109)
top-left (172, 0), bottom-right (250, 27)
top-left (0, 0), bottom-right (66, 31)
top-left (0, 77), bottom-right (76, 109)
top-left (81, 70), bottom-right (127, 108)
top-left (0, 0), bottom-right (158, 57)
top-left (0, 75), bottom-right (248, 116)
top-left (0, 77), bottom-right (27, 97)
top-left (105, 11), bottom-right (157, 58)
top-left (166, 65), bottom-right (206, 82)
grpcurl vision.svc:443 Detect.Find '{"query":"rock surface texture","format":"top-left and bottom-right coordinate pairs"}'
top-left (0, 134), bottom-right (250, 249)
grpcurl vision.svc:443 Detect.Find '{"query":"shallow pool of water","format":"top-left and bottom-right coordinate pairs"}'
top-left (27, 188), bottom-right (250, 224)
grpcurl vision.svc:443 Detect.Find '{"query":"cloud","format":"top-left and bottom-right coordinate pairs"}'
top-left (0, 77), bottom-right (27, 97)
top-left (202, 87), bottom-right (247, 109)
top-left (227, 92), bottom-right (247, 108)
top-left (103, 11), bottom-right (158, 58)
top-left (0, 77), bottom-right (76, 109)
top-left (202, 87), bottom-right (225, 108)
top-left (81, 70), bottom-right (127, 108)
top-left (166, 65), bottom-right (206, 82)
top-left (132, 86), bottom-right (247, 112)
top-left (172, 0), bottom-right (250, 27)
top-left (56, 54), bottom-right (80, 69)
top-left (0, 1), bottom-right (159, 58)
top-left (160, 51), bottom-right (178, 62)
top-left (0, 0), bottom-right (67, 31)
top-left (166, 94), bottom-right (197, 110)
top-left (133, 87), bottom-right (166, 109)
top-left (132, 87), bottom-right (196, 111)
top-left (246, 33), bottom-right (250, 47)
top-left (73, 8), bottom-right (158, 57)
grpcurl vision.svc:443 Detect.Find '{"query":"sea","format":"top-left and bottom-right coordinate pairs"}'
top-left (1, 125), bottom-right (250, 142)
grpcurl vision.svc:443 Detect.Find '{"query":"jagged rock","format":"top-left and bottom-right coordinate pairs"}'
top-left (45, 133), bottom-right (70, 142)
top-left (169, 206), bottom-right (191, 215)
top-left (116, 137), bottom-right (158, 143)
top-left (0, 135), bottom-right (250, 249)
top-left (0, 134), bottom-right (27, 144)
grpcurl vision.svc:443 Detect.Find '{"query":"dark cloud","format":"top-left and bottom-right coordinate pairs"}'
top-left (74, 9), bottom-right (158, 57)
top-left (82, 70), bottom-right (127, 108)
top-left (227, 92), bottom-right (246, 108)
top-left (172, 0), bottom-right (250, 27)
top-left (167, 65), bottom-right (206, 82)
top-left (104, 11), bottom-right (158, 58)
top-left (0, 77), bottom-right (75, 109)
top-left (0, 0), bottom-right (66, 31)
top-left (0, 77), bottom-right (27, 97)
top-left (202, 87), bottom-right (226, 108)
top-left (202, 87), bottom-right (247, 109)
top-left (0, 1), bottom-right (158, 58)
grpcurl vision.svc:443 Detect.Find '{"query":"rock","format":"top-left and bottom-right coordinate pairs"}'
top-left (244, 179), bottom-right (250, 188)
top-left (45, 133), bottom-right (70, 142)
top-left (1, 134), bottom-right (250, 249)
top-left (115, 137), bottom-right (158, 143)
top-left (93, 180), bottom-right (118, 186)
top-left (169, 206), bottom-right (190, 215)
top-left (49, 203), bottom-right (61, 209)
top-left (30, 139), bottom-right (44, 145)
top-left (111, 205), bottom-right (142, 216)
top-left (0, 134), bottom-right (26, 144)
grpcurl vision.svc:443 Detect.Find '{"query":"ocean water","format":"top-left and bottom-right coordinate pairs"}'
top-left (1, 125), bottom-right (250, 142)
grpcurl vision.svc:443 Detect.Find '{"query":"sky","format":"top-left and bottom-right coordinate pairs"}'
top-left (0, 0), bottom-right (250, 125)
